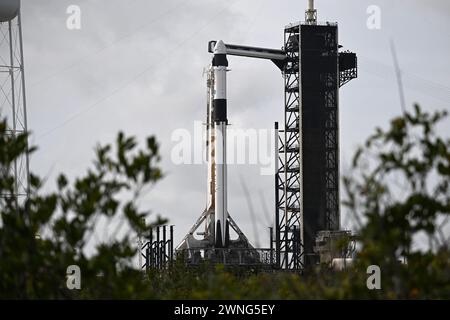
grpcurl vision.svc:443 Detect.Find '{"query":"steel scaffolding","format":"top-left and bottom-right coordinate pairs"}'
top-left (275, 22), bottom-right (357, 270)
top-left (275, 23), bottom-right (304, 270)
top-left (0, 12), bottom-right (30, 203)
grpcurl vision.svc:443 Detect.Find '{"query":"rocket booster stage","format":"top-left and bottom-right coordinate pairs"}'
top-left (212, 40), bottom-right (228, 248)
top-left (177, 40), bottom-right (256, 252)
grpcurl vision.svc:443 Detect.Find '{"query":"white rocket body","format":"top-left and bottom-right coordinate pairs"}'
top-left (206, 69), bottom-right (215, 211)
top-left (212, 40), bottom-right (228, 248)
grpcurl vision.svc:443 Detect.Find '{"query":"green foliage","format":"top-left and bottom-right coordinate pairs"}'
top-left (343, 105), bottom-right (450, 298)
top-left (0, 120), bottom-right (164, 299)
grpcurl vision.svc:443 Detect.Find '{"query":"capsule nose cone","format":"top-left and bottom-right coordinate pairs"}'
top-left (214, 40), bottom-right (227, 55)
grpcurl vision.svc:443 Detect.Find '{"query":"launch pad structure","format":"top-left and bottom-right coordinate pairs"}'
top-left (142, 0), bottom-right (357, 271)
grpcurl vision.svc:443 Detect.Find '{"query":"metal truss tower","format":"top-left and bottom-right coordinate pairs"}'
top-left (275, 20), bottom-right (357, 269)
top-left (275, 24), bottom-right (304, 270)
top-left (0, 7), bottom-right (30, 202)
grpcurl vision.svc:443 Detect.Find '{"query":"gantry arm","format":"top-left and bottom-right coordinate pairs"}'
top-left (208, 40), bottom-right (286, 70)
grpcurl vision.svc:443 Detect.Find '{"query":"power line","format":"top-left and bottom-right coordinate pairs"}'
top-left (37, 0), bottom-right (239, 140)
top-left (359, 55), bottom-right (450, 104)
top-left (29, 0), bottom-right (192, 88)
top-left (390, 39), bottom-right (406, 113)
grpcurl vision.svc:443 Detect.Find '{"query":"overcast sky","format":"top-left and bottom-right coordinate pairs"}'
top-left (12, 0), bottom-right (450, 251)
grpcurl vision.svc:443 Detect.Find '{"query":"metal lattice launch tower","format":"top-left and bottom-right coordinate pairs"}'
top-left (276, 0), bottom-right (357, 269)
top-left (0, 0), bottom-right (30, 203)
